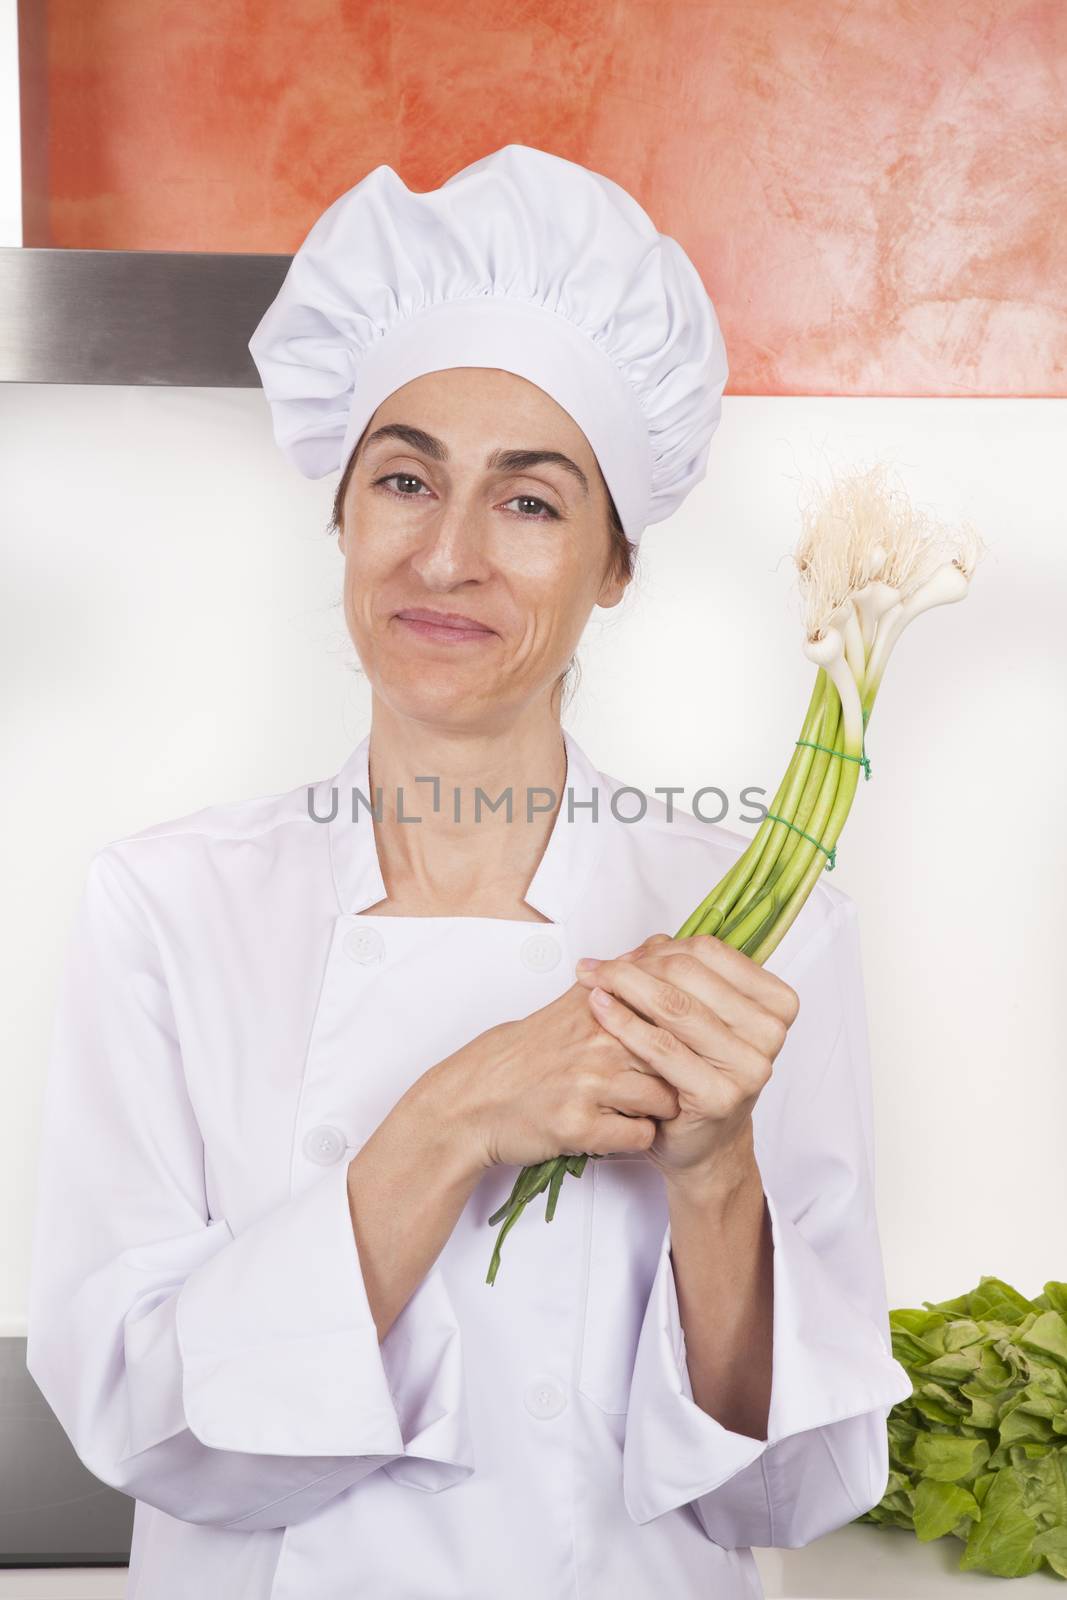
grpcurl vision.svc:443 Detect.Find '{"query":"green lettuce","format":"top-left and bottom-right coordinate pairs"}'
top-left (855, 1275), bottom-right (1067, 1578)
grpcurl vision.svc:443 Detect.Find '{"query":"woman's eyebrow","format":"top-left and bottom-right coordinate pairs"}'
top-left (360, 423), bottom-right (589, 496)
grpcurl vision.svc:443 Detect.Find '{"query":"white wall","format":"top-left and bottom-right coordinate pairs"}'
top-left (2, 384), bottom-right (1065, 1333)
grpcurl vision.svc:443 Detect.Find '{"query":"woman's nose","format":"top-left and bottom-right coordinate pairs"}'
top-left (410, 501), bottom-right (492, 582)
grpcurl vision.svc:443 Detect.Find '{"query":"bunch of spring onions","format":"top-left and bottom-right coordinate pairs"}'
top-left (485, 463), bottom-right (985, 1286)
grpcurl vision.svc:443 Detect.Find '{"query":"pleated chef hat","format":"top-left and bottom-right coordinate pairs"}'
top-left (248, 143), bottom-right (729, 548)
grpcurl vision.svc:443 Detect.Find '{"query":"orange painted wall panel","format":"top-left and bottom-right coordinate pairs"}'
top-left (22, 0), bottom-right (1067, 395)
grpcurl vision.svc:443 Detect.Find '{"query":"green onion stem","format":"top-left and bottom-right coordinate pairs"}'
top-left (674, 670), bottom-right (829, 940)
top-left (745, 708), bottom-right (869, 964)
top-left (720, 674), bottom-right (834, 915)
top-left (717, 686), bottom-right (845, 946)
top-left (715, 671), bottom-right (841, 936)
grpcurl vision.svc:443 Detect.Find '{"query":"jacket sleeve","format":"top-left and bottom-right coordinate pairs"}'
top-left (622, 897), bottom-right (913, 1547)
top-left (25, 847), bottom-right (474, 1533)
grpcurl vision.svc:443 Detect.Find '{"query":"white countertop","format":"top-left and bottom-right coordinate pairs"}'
top-left (0, 1525), bottom-right (1060, 1598)
top-left (754, 1523), bottom-right (1061, 1595)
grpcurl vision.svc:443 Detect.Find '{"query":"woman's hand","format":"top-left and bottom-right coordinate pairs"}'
top-left (573, 933), bottom-right (800, 1181)
top-left (416, 979), bottom-right (683, 1173)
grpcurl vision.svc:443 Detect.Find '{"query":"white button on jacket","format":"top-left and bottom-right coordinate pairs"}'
top-left (25, 728), bottom-right (913, 1600)
top-left (302, 1125), bottom-right (350, 1167)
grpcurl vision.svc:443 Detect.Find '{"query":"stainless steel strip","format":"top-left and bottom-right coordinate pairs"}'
top-left (0, 247), bottom-right (291, 385)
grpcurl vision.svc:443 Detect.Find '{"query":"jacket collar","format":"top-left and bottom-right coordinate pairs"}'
top-left (320, 726), bottom-right (609, 925)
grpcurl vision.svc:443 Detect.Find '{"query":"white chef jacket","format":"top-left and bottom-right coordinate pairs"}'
top-left (25, 727), bottom-right (913, 1600)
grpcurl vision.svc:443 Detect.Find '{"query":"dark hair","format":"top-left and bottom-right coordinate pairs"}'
top-left (328, 423), bottom-right (636, 712)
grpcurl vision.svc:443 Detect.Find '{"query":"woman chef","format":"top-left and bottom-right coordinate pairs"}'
top-left (26, 144), bottom-right (912, 1600)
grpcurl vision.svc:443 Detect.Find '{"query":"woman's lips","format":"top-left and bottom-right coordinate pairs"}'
top-left (394, 610), bottom-right (497, 643)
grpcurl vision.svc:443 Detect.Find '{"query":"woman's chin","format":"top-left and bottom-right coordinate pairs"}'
top-left (375, 681), bottom-right (511, 726)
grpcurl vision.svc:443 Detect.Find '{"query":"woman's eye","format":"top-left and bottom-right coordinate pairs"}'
top-left (372, 474), bottom-right (559, 520)
top-left (374, 472), bottom-right (431, 498)
top-left (503, 495), bottom-right (560, 521)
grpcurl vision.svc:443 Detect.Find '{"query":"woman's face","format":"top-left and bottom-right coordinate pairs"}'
top-left (336, 366), bottom-right (630, 731)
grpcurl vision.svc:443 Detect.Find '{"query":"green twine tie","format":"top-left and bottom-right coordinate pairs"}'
top-left (771, 715), bottom-right (873, 869)
top-left (763, 812), bottom-right (837, 871)
top-left (795, 738), bottom-right (871, 780)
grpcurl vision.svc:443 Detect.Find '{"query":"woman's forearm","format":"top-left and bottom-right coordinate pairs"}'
top-left (346, 1069), bottom-right (488, 1343)
top-left (663, 1133), bottom-right (774, 1440)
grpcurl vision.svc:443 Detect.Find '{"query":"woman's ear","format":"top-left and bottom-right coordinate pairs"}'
top-left (596, 563), bottom-right (630, 611)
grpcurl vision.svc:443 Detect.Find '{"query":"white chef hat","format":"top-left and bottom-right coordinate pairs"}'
top-left (248, 143), bottom-right (729, 548)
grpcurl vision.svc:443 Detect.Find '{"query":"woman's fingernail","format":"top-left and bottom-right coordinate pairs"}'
top-left (590, 987), bottom-right (611, 1006)
top-left (576, 957), bottom-right (600, 970)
